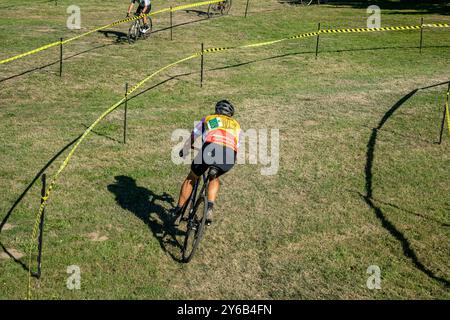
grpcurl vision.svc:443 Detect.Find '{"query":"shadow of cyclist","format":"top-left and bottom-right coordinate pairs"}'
top-left (107, 175), bottom-right (183, 261)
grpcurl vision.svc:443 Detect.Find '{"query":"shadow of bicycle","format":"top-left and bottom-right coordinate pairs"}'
top-left (107, 175), bottom-right (184, 262)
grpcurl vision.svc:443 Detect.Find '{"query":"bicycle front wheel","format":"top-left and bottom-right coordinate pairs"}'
top-left (128, 21), bottom-right (140, 44)
top-left (181, 194), bottom-right (207, 263)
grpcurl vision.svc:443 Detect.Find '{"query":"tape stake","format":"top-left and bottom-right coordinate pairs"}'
top-left (200, 43), bottom-right (204, 88)
top-left (316, 23), bottom-right (321, 59)
top-left (420, 17), bottom-right (424, 53)
top-left (124, 83), bottom-right (128, 145)
top-left (59, 38), bottom-right (63, 77)
top-left (245, 0), bottom-right (250, 18)
top-left (170, 6), bottom-right (173, 41)
top-left (446, 84), bottom-right (450, 134)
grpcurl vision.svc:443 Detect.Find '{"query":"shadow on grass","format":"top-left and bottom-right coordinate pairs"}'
top-left (0, 43), bottom-right (114, 84)
top-left (0, 241), bottom-right (33, 275)
top-left (281, 0), bottom-right (450, 15)
top-left (81, 123), bottom-right (122, 144)
top-left (98, 30), bottom-right (128, 43)
top-left (107, 175), bottom-right (183, 262)
top-left (0, 133), bottom-right (84, 275)
top-left (0, 134), bottom-right (82, 234)
top-left (363, 86), bottom-right (450, 288)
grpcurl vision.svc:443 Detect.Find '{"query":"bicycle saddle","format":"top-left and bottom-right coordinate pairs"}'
top-left (208, 167), bottom-right (220, 179)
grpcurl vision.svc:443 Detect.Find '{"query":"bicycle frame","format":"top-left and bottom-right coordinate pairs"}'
top-left (186, 172), bottom-right (208, 219)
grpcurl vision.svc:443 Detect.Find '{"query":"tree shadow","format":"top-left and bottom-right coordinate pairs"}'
top-left (363, 86), bottom-right (450, 288)
top-left (282, 0), bottom-right (450, 15)
top-left (107, 175), bottom-right (183, 262)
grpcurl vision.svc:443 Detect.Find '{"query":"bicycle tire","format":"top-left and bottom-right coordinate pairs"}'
top-left (141, 18), bottom-right (153, 39)
top-left (181, 193), bottom-right (207, 263)
top-left (174, 191), bottom-right (192, 226)
top-left (127, 21), bottom-right (140, 44)
top-left (208, 0), bottom-right (232, 18)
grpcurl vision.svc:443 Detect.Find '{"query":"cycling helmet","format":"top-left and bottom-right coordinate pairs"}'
top-left (215, 100), bottom-right (235, 117)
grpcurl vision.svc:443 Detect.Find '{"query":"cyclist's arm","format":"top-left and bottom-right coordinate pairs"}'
top-left (184, 118), bottom-right (204, 150)
top-left (127, 3), bottom-right (134, 15)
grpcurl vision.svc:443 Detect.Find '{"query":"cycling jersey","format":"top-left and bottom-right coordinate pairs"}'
top-left (131, 0), bottom-right (150, 6)
top-left (193, 114), bottom-right (241, 152)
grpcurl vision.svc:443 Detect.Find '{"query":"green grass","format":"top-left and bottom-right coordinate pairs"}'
top-left (0, 0), bottom-right (449, 299)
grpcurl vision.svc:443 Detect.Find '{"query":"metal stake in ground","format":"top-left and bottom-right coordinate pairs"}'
top-left (200, 43), bottom-right (204, 88)
top-left (419, 17), bottom-right (424, 54)
top-left (35, 173), bottom-right (46, 279)
top-left (315, 23), bottom-right (321, 59)
top-left (245, 0), bottom-right (250, 18)
top-left (124, 83), bottom-right (128, 144)
top-left (170, 6), bottom-right (173, 41)
top-left (438, 83), bottom-right (450, 145)
top-left (59, 37), bottom-right (63, 77)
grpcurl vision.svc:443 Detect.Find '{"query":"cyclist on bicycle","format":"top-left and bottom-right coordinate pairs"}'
top-left (173, 100), bottom-right (241, 226)
top-left (126, 0), bottom-right (152, 34)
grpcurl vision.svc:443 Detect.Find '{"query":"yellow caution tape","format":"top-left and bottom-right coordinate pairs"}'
top-left (26, 22), bottom-right (450, 298)
top-left (1, 0), bottom-right (224, 65)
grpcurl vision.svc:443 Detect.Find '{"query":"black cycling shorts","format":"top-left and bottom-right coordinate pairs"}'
top-left (191, 143), bottom-right (236, 178)
top-left (136, 4), bottom-right (151, 15)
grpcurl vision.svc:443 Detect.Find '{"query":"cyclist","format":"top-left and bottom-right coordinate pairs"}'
top-left (173, 100), bottom-right (241, 226)
top-left (126, 0), bottom-right (152, 34)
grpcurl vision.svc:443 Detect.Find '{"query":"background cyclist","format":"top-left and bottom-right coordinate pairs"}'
top-left (126, 0), bottom-right (152, 33)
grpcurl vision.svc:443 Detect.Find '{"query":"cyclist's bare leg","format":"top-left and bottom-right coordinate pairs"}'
top-left (207, 177), bottom-right (220, 203)
top-left (177, 171), bottom-right (199, 208)
top-left (141, 5), bottom-right (149, 26)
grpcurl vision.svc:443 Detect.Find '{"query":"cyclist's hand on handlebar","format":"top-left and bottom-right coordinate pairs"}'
top-left (126, 12), bottom-right (130, 18)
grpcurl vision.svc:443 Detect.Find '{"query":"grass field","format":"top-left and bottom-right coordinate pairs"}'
top-left (0, 0), bottom-right (449, 299)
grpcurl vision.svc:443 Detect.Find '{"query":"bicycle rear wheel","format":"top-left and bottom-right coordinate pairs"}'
top-left (141, 18), bottom-right (153, 39)
top-left (181, 194), bottom-right (207, 263)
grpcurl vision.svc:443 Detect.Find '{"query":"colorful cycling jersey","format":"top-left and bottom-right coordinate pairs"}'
top-left (131, 0), bottom-right (150, 6)
top-left (193, 114), bottom-right (241, 152)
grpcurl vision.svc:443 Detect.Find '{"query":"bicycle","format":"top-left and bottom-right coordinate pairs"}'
top-left (127, 13), bottom-right (153, 44)
top-left (207, 0), bottom-right (232, 18)
top-left (175, 166), bottom-right (220, 263)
